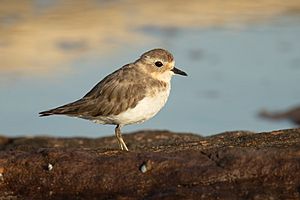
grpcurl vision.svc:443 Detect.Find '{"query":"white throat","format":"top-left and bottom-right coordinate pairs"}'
top-left (156, 71), bottom-right (173, 83)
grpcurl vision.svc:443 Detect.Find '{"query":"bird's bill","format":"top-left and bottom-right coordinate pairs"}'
top-left (171, 67), bottom-right (187, 76)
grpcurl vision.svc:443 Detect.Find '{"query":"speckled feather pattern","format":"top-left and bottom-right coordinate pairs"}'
top-left (39, 48), bottom-right (187, 150)
top-left (39, 49), bottom-right (174, 123)
top-left (141, 49), bottom-right (174, 63)
top-left (42, 65), bottom-right (168, 118)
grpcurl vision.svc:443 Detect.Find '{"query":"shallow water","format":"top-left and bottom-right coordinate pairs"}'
top-left (1, 1), bottom-right (300, 137)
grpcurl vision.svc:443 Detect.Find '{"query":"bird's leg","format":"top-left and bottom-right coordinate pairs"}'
top-left (115, 125), bottom-right (129, 151)
top-left (114, 125), bottom-right (123, 150)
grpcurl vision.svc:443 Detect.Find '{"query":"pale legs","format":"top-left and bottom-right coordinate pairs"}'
top-left (115, 125), bottom-right (129, 151)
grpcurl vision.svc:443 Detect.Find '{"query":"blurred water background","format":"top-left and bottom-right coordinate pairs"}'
top-left (1, 0), bottom-right (300, 137)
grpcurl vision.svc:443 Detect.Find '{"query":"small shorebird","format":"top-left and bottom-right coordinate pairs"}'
top-left (39, 48), bottom-right (187, 151)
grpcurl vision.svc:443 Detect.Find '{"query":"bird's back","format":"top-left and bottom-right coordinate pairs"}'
top-left (39, 64), bottom-right (159, 121)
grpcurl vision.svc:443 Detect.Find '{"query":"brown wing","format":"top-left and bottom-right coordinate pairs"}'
top-left (39, 64), bottom-right (148, 117)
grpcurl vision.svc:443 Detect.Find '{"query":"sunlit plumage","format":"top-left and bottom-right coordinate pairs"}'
top-left (39, 48), bottom-right (187, 151)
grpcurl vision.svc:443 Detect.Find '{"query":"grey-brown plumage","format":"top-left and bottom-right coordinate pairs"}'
top-left (39, 48), bottom-right (187, 151)
top-left (40, 64), bottom-right (148, 118)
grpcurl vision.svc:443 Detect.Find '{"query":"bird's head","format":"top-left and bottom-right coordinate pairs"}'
top-left (135, 48), bottom-right (187, 82)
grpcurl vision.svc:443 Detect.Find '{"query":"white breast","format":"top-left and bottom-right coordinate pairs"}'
top-left (93, 84), bottom-right (171, 125)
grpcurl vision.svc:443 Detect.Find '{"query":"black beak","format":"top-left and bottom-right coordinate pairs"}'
top-left (171, 67), bottom-right (187, 76)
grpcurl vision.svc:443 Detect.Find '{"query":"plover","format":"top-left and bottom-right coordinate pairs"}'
top-left (39, 48), bottom-right (187, 151)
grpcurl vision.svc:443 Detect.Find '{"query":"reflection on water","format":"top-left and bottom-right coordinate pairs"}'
top-left (1, 0), bottom-right (300, 77)
top-left (0, 1), bottom-right (300, 136)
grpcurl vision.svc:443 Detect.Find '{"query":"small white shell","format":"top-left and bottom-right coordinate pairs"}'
top-left (47, 163), bottom-right (53, 171)
top-left (140, 163), bottom-right (148, 173)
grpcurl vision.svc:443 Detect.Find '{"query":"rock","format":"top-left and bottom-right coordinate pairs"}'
top-left (0, 129), bottom-right (300, 200)
top-left (259, 105), bottom-right (300, 125)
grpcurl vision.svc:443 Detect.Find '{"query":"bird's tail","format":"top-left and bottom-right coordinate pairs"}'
top-left (39, 99), bottom-right (86, 117)
top-left (39, 111), bottom-right (51, 117)
top-left (39, 107), bottom-right (68, 117)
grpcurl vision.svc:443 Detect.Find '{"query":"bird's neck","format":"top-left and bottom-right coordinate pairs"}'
top-left (154, 71), bottom-right (173, 83)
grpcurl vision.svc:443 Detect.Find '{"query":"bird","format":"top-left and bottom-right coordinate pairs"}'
top-left (39, 48), bottom-right (187, 151)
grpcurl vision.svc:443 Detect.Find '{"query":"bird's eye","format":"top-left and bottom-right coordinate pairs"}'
top-left (155, 61), bottom-right (163, 67)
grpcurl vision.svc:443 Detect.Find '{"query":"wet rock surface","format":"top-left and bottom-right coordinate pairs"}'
top-left (0, 129), bottom-right (300, 200)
